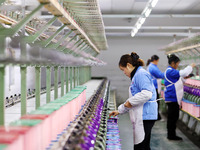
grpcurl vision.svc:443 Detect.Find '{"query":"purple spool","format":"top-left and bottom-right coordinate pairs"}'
top-left (81, 137), bottom-right (95, 150)
top-left (190, 88), bottom-right (192, 94)
top-left (191, 88), bottom-right (195, 95)
top-left (187, 86), bottom-right (190, 93)
top-left (197, 89), bottom-right (200, 96)
top-left (194, 89), bottom-right (198, 96)
top-left (184, 86), bottom-right (187, 92)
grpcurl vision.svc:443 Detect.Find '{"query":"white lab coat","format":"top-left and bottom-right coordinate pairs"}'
top-left (118, 88), bottom-right (153, 144)
top-left (128, 88), bottom-right (145, 145)
top-left (164, 65), bottom-right (192, 105)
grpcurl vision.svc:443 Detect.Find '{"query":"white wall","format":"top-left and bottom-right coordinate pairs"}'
top-left (92, 36), bottom-right (181, 105)
top-left (41, 67), bottom-right (61, 88)
top-left (5, 66), bottom-right (21, 98)
top-left (5, 65), bottom-right (62, 99)
top-left (5, 65), bottom-right (36, 98)
top-left (4, 47), bottom-right (35, 98)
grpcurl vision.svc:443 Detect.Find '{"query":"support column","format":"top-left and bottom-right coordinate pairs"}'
top-left (84, 66), bottom-right (86, 83)
top-left (74, 67), bottom-right (76, 88)
top-left (61, 67), bottom-right (64, 96)
top-left (86, 66), bottom-right (88, 82)
top-left (81, 66), bottom-right (83, 85)
top-left (54, 66), bottom-right (58, 99)
top-left (89, 66), bottom-right (91, 81)
top-left (46, 66), bottom-right (51, 103)
top-left (20, 37), bottom-right (27, 113)
top-left (77, 67), bottom-right (79, 85)
top-left (0, 36), bottom-right (5, 125)
top-left (21, 66), bottom-right (27, 115)
top-left (70, 67), bottom-right (73, 90)
top-left (0, 66), bottom-right (5, 125)
top-left (65, 67), bottom-right (69, 93)
top-left (35, 66), bottom-right (41, 109)
top-left (81, 66), bottom-right (84, 84)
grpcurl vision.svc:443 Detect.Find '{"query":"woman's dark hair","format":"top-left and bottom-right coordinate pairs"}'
top-left (146, 59), bottom-right (151, 66)
top-left (151, 55), bottom-right (159, 61)
top-left (167, 54), bottom-right (180, 65)
top-left (119, 52), bottom-right (144, 67)
top-left (146, 55), bottom-right (159, 66)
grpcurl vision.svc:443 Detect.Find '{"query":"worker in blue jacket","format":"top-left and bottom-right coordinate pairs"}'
top-left (147, 55), bottom-right (164, 120)
top-left (109, 52), bottom-right (157, 150)
top-left (164, 54), bottom-right (195, 140)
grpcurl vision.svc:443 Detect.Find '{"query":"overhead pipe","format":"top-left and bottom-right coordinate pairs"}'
top-left (106, 32), bottom-right (192, 37)
top-left (102, 14), bottom-right (200, 18)
top-left (38, 14), bottom-right (200, 19)
top-left (105, 26), bottom-right (200, 30)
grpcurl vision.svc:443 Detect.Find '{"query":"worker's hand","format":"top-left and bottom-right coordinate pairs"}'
top-left (179, 103), bottom-right (182, 109)
top-left (109, 110), bottom-right (119, 118)
top-left (190, 63), bottom-right (195, 68)
top-left (184, 73), bottom-right (194, 79)
top-left (124, 101), bottom-right (132, 108)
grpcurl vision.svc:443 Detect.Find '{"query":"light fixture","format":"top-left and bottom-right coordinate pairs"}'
top-left (131, 28), bottom-right (138, 37)
top-left (144, 8), bottom-right (152, 17)
top-left (151, 0), bottom-right (159, 7)
top-left (142, 7), bottom-right (149, 14)
top-left (131, 31), bottom-right (136, 37)
top-left (136, 23), bottom-right (142, 30)
top-left (133, 28), bottom-right (138, 33)
top-left (130, 0), bottom-right (159, 37)
top-left (139, 17), bottom-right (146, 24)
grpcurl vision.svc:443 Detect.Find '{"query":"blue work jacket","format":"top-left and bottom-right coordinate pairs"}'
top-left (147, 63), bottom-right (164, 89)
top-left (130, 66), bottom-right (158, 120)
top-left (164, 66), bottom-right (180, 102)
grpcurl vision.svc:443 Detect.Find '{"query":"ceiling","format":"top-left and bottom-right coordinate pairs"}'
top-left (3, 0), bottom-right (200, 38)
top-left (99, 0), bottom-right (200, 37)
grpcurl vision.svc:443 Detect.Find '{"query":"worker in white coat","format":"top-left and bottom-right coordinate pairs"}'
top-left (164, 54), bottom-right (195, 140)
top-left (109, 52), bottom-right (158, 150)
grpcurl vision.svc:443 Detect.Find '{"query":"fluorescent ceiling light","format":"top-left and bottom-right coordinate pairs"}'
top-left (139, 17), bottom-right (146, 24)
top-left (131, 27), bottom-right (138, 37)
top-left (133, 28), bottom-right (138, 33)
top-left (144, 8), bottom-right (152, 17)
top-left (151, 0), bottom-right (159, 7)
top-left (131, 31), bottom-right (136, 37)
top-left (142, 7), bottom-right (149, 14)
top-left (130, 0), bottom-right (159, 37)
top-left (136, 23), bottom-right (142, 29)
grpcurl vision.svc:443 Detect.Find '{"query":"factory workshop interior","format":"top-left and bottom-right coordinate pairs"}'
top-left (0, 0), bottom-right (200, 149)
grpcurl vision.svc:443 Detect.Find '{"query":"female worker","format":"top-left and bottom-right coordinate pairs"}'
top-left (164, 54), bottom-right (195, 140)
top-left (109, 52), bottom-right (157, 150)
top-left (147, 55), bottom-right (164, 120)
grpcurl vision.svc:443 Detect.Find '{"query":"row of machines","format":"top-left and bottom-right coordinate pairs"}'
top-left (0, 79), bottom-right (122, 150)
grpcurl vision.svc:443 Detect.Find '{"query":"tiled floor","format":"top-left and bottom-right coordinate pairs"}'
top-left (118, 113), bottom-right (134, 150)
top-left (151, 119), bottom-right (199, 150)
top-left (5, 79), bottom-right (103, 126)
top-left (118, 114), bottom-right (200, 150)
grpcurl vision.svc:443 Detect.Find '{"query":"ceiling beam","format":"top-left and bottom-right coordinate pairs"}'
top-left (105, 26), bottom-right (200, 30)
top-left (102, 14), bottom-right (200, 18)
top-left (38, 14), bottom-right (200, 19)
top-left (106, 32), bottom-right (193, 37)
